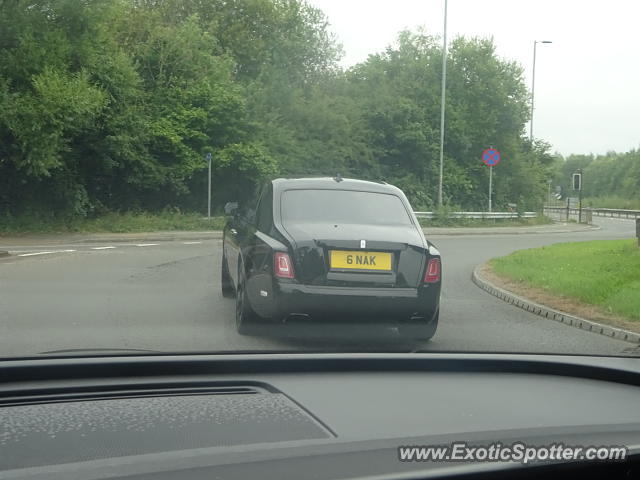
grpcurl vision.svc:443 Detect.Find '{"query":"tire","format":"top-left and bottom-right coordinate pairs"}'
top-left (221, 254), bottom-right (235, 298)
top-left (398, 309), bottom-right (439, 341)
top-left (235, 262), bottom-right (258, 335)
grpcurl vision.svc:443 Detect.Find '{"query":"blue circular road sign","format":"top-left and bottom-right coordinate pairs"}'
top-left (482, 148), bottom-right (501, 167)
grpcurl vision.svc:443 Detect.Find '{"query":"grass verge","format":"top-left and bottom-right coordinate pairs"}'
top-left (419, 216), bottom-right (553, 228)
top-left (490, 239), bottom-right (640, 322)
top-left (0, 212), bottom-right (226, 235)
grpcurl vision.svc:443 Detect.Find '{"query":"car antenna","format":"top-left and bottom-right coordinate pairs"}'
top-left (334, 173), bottom-right (343, 183)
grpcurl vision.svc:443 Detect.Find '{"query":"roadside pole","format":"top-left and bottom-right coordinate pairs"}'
top-left (481, 147), bottom-right (500, 213)
top-left (573, 169), bottom-right (583, 223)
top-left (578, 169), bottom-right (583, 223)
top-left (206, 152), bottom-right (212, 220)
top-left (437, 0), bottom-right (448, 207)
top-left (488, 165), bottom-right (493, 213)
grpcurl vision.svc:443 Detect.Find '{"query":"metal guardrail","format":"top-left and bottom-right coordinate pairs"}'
top-left (587, 208), bottom-right (640, 219)
top-left (544, 207), bottom-right (584, 216)
top-left (414, 211), bottom-right (537, 219)
top-left (544, 207), bottom-right (640, 219)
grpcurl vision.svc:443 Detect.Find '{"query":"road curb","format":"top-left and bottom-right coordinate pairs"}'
top-left (76, 231), bottom-right (223, 243)
top-left (471, 263), bottom-right (640, 345)
top-left (423, 223), bottom-right (600, 236)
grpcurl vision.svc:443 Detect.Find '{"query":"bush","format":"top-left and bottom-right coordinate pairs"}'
top-left (0, 211), bottom-right (225, 234)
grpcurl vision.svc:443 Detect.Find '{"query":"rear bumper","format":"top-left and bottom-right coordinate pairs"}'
top-left (272, 282), bottom-right (440, 323)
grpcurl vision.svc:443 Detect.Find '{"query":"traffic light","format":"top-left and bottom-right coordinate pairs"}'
top-left (572, 173), bottom-right (582, 191)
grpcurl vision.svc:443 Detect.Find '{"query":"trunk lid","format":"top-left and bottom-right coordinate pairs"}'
top-left (282, 222), bottom-right (427, 288)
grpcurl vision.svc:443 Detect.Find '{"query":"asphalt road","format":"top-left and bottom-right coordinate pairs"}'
top-left (1, 217), bottom-right (638, 358)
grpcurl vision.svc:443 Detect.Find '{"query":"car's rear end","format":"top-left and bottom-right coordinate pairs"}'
top-left (264, 178), bottom-right (441, 338)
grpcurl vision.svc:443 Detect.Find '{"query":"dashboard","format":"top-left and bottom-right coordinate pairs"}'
top-left (1, 353), bottom-right (640, 479)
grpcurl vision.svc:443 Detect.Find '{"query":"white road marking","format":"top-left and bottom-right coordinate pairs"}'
top-left (183, 241), bottom-right (202, 245)
top-left (92, 246), bottom-right (116, 250)
top-left (17, 249), bottom-right (75, 257)
top-left (135, 243), bottom-right (159, 247)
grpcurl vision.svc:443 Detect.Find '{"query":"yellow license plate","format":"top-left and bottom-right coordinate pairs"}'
top-left (330, 250), bottom-right (392, 271)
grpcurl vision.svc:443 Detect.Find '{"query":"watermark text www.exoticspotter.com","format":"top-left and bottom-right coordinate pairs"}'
top-left (398, 442), bottom-right (627, 464)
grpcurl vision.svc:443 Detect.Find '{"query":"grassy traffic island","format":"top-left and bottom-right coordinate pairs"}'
top-left (487, 239), bottom-right (640, 332)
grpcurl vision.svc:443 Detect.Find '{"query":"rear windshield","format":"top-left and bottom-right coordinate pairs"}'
top-left (281, 189), bottom-right (412, 225)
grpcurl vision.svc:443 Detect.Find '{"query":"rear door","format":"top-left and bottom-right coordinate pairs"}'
top-left (249, 183), bottom-right (276, 273)
top-left (244, 183), bottom-right (285, 317)
top-left (225, 194), bottom-right (259, 286)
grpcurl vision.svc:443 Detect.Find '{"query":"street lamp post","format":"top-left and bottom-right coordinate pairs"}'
top-left (206, 152), bottom-right (212, 219)
top-left (530, 40), bottom-right (552, 141)
top-left (437, 0), bottom-right (448, 207)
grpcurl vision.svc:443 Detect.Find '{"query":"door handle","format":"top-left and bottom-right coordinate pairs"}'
top-left (230, 228), bottom-right (237, 235)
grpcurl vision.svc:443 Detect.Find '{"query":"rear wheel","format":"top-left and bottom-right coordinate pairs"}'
top-left (221, 254), bottom-right (235, 298)
top-left (398, 309), bottom-right (439, 341)
top-left (235, 263), bottom-right (259, 335)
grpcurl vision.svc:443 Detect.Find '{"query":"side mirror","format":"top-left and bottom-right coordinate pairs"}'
top-left (224, 202), bottom-right (239, 216)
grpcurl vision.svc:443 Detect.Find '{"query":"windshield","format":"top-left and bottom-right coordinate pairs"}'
top-left (1, 0), bottom-right (639, 359)
top-left (281, 190), bottom-right (413, 226)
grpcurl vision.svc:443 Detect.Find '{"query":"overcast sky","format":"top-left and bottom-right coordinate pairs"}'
top-left (307, 0), bottom-right (640, 156)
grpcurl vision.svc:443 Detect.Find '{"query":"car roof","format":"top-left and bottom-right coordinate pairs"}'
top-left (271, 177), bottom-right (403, 196)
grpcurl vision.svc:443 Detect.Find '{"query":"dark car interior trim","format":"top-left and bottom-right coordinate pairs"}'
top-left (4, 352), bottom-right (640, 390)
top-left (3, 353), bottom-right (640, 479)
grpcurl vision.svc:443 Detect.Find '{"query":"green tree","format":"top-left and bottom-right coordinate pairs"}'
top-left (0, 0), bottom-right (558, 221)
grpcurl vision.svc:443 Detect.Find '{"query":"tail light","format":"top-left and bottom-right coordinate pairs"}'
top-left (424, 258), bottom-right (441, 283)
top-left (274, 252), bottom-right (295, 279)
